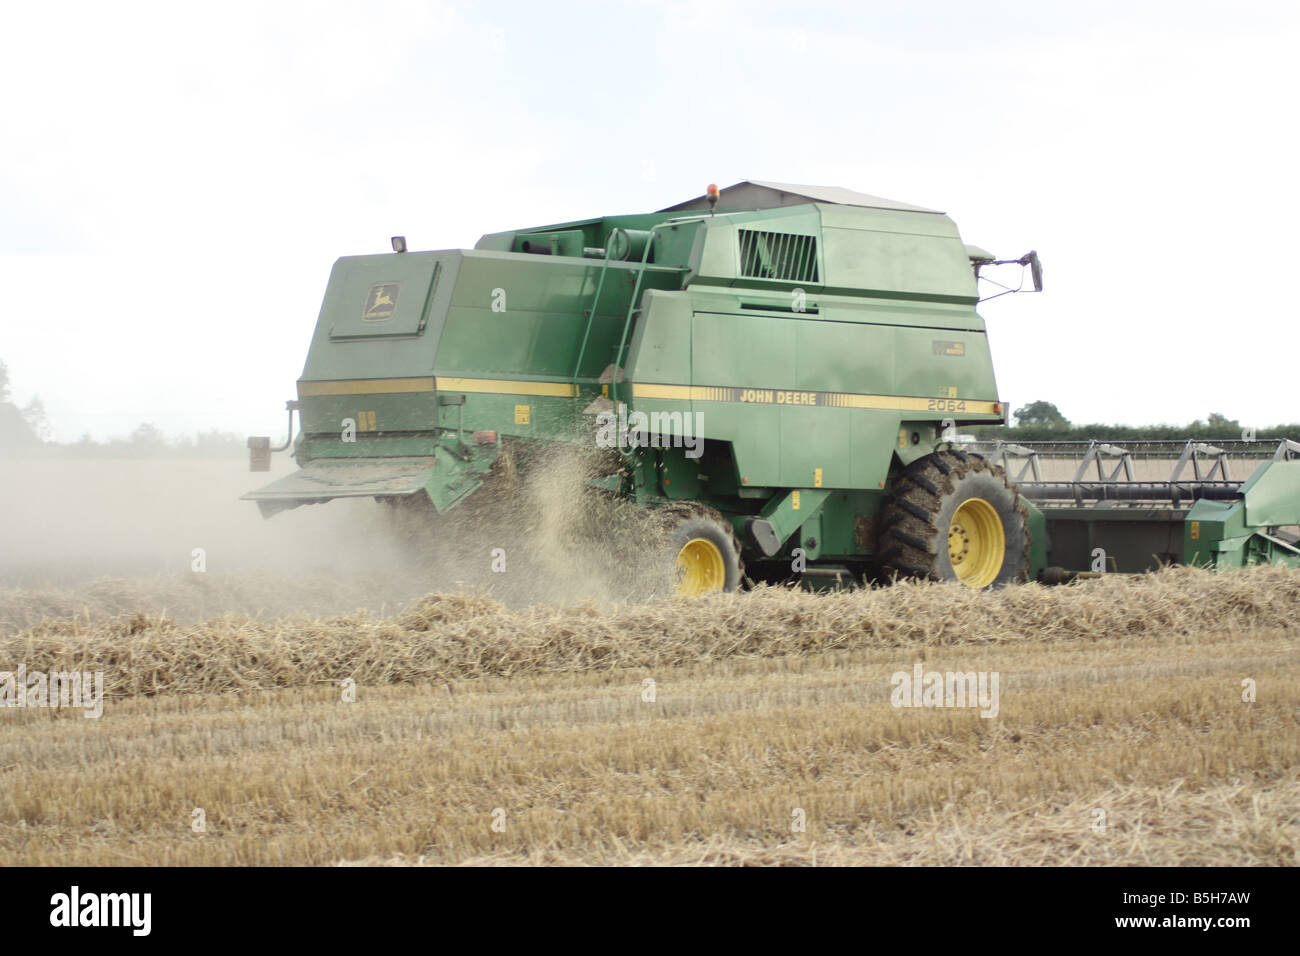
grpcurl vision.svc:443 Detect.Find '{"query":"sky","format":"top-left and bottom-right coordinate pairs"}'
top-left (2, 0), bottom-right (1297, 441)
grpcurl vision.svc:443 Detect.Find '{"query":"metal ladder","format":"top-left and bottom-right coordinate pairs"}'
top-left (569, 222), bottom-right (676, 409)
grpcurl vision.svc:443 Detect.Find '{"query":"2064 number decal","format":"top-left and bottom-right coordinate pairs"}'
top-left (928, 399), bottom-right (967, 413)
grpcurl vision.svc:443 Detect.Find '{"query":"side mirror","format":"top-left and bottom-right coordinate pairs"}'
top-left (1021, 250), bottom-right (1043, 292)
top-left (977, 249), bottom-right (1044, 302)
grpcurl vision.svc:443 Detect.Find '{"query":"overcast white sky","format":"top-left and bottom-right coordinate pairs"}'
top-left (2, 0), bottom-right (1297, 441)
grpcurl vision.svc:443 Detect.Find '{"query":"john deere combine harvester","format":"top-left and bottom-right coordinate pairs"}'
top-left (245, 180), bottom-right (1300, 593)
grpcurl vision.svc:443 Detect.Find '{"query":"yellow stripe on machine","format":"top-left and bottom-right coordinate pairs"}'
top-left (298, 377), bottom-right (435, 396)
top-left (297, 377), bottom-right (994, 413)
top-left (630, 383), bottom-right (1000, 415)
top-left (832, 394), bottom-right (1000, 414)
top-left (629, 384), bottom-right (715, 401)
top-left (435, 377), bottom-right (578, 398)
top-left (297, 377), bottom-right (580, 398)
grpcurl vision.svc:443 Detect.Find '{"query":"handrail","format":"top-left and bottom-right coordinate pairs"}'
top-left (610, 222), bottom-right (674, 410)
top-left (570, 244), bottom-right (618, 394)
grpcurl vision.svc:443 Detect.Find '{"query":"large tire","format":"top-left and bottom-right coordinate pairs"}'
top-left (878, 450), bottom-right (1030, 589)
top-left (660, 505), bottom-right (744, 596)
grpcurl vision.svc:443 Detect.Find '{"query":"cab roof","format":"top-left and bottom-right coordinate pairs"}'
top-left (659, 179), bottom-right (942, 215)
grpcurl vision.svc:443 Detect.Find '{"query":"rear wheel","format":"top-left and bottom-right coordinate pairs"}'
top-left (878, 451), bottom-right (1029, 589)
top-left (661, 506), bottom-right (743, 596)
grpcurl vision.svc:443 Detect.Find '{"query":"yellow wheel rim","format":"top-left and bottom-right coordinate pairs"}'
top-left (675, 537), bottom-right (726, 596)
top-left (948, 497), bottom-right (1005, 589)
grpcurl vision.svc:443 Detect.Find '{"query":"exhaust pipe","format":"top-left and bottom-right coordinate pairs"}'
top-left (247, 401), bottom-right (299, 472)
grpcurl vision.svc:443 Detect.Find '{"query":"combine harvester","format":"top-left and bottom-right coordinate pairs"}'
top-left (244, 180), bottom-right (1300, 593)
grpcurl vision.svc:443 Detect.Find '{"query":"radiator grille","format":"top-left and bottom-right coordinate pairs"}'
top-left (738, 229), bottom-right (819, 283)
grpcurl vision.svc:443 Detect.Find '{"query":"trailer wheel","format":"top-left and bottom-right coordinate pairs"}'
top-left (661, 506), bottom-right (743, 596)
top-left (878, 451), bottom-right (1029, 589)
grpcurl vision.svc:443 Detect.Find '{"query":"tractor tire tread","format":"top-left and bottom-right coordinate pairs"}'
top-left (877, 451), bottom-right (1031, 588)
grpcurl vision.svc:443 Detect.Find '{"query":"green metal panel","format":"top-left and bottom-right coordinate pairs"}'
top-left (301, 436), bottom-right (448, 459)
top-left (778, 405), bottom-right (846, 488)
top-left (1184, 491), bottom-right (1300, 569)
top-left (1241, 461), bottom-right (1300, 527)
top-left (692, 310), bottom-right (796, 387)
top-left (625, 291), bottom-right (692, 383)
top-left (691, 219), bottom-right (738, 287)
top-left (893, 325), bottom-right (998, 400)
top-left (692, 401), bottom-right (779, 486)
top-left (320, 255), bottom-right (441, 340)
top-left (1024, 501), bottom-right (1048, 579)
top-left (1184, 499), bottom-right (1239, 567)
top-left (817, 491), bottom-right (882, 558)
top-left (436, 252), bottom-right (679, 382)
top-left (1040, 507), bottom-right (1188, 572)
top-left (800, 511), bottom-right (825, 560)
top-left (854, 413), bottom-right (906, 488)
top-left (820, 205), bottom-right (977, 303)
top-left (793, 316), bottom-right (895, 394)
top-left (817, 202), bottom-right (959, 238)
top-left (300, 253), bottom-right (458, 383)
top-left (299, 391), bottom-right (437, 435)
top-left (760, 488), bottom-right (832, 545)
top-left (437, 253), bottom-right (594, 378)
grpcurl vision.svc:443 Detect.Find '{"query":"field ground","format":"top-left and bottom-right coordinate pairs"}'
top-left (1, 567), bottom-right (1296, 866)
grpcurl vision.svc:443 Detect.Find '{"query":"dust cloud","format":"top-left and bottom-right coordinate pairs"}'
top-left (0, 445), bottom-right (674, 632)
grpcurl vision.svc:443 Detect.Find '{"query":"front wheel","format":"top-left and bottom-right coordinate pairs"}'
top-left (878, 451), bottom-right (1029, 589)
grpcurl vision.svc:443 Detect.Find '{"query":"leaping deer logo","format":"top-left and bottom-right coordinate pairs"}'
top-left (363, 283), bottom-right (399, 320)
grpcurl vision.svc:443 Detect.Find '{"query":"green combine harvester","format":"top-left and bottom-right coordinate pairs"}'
top-left (244, 180), bottom-right (1300, 593)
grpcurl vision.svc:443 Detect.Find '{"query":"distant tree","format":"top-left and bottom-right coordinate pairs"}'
top-left (1013, 400), bottom-right (1070, 428)
top-left (21, 396), bottom-right (51, 443)
top-left (1205, 412), bottom-right (1239, 431)
top-left (0, 361), bottom-right (38, 448)
top-left (194, 428), bottom-right (246, 457)
top-left (0, 404), bottom-right (36, 447)
top-left (130, 422), bottom-right (167, 451)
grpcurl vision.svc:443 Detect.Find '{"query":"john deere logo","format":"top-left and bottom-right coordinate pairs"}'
top-left (362, 282), bottom-right (400, 322)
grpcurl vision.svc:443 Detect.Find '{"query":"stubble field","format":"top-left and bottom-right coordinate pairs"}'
top-left (0, 458), bottom-right (1296, 866)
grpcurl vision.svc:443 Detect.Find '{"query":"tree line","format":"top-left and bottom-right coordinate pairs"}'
top-left (0, 359), bottom-right (247, 458)
top-left (972, 400), bottom-right (1298, 443)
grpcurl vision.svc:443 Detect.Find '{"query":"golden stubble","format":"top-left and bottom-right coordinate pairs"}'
top-left (0, 565), bottom-right (1296, 866)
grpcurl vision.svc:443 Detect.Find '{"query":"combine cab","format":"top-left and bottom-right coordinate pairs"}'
top-left (244, 180), bottom-right (1300, 592)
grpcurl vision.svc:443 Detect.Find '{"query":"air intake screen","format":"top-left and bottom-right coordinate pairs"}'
top-left (738, 229), bottom-right (819, 283)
